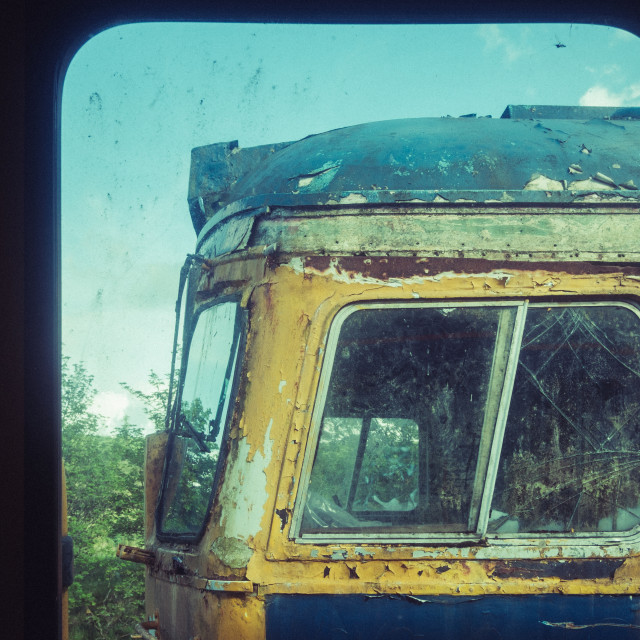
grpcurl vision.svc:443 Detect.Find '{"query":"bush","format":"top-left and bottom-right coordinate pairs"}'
top-left (63, 357), bottom-right (160, 639)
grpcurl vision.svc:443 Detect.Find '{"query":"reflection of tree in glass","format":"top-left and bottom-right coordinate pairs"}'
top-left (184, 397), bottom-right (212, 434)
top-left (160, 301), bottom-right (241, 536)
top-left (305, 307), bottom-right (500, 530)
top-left (308, 418), bottom-right (361, 508)
top-left (354, 419), bottom-right (418, 509)
top-left (163, 397), bottom-right (219, 533)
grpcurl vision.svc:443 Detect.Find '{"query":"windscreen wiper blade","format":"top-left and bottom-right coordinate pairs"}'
top-left (179, 414), bottom-right (210, 453)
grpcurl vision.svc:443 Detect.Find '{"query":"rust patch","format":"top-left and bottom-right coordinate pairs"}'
top-left (303, 255), bottom-right (331, 272)
top-left (347, 565), bottom-right (359, 579)
top-left (275, 508), bottom-right (289, 532)
top-left (301, 255), bottom-right (640, 280)
top-left (488, 559), bottom-right (624, 581)
top-left (196, 279), bottom-right (248, 301)
top-left (261, 282), bottom-right (275, 314)
top-left (117, 544), bottom-right (155, 566)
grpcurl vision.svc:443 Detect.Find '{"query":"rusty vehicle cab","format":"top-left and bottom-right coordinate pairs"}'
top-left (121, 105), bottom-right (640, 639)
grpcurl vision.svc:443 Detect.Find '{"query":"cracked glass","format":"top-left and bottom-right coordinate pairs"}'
top-left (491, 305), bottom-right (640, 534)
top-left (300, 302), bottom-right (640, 538)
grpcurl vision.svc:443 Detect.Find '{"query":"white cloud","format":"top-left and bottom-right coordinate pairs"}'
top-left (579, 84), bottom-right (640, 107)
top-left (91, 389), bottom-right (156, 436)
top-left (92, 390), bottom-right (130, 430)
top-left (585, 64), bottom-right (621, 77)
top-left (477, 24), bottom-right (528, 62)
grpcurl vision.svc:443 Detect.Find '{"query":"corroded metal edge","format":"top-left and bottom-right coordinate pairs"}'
top-left (189, 114), bottom-right (640, 234)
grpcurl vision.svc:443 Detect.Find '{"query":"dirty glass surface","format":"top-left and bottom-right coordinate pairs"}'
top-left (300, 302), bottom-right (640, 538)
top-left (301, 305), bottom-right (516, 533)
top-left (490, 305), bottom-right (640, 534)
top-left (160, 301), bottom-right (241, 535)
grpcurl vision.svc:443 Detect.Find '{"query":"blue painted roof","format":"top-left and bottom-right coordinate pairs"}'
top-left (188, 108), bottom-right (640, 234)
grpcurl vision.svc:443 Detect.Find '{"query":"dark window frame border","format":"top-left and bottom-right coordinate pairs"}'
top-left (21, 4), bottom-right (640, 636)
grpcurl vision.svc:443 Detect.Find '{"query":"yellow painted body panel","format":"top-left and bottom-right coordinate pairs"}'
top-left (142, 251), bottom-right (640, 639)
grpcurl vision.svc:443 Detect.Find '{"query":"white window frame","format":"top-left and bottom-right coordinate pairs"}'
top-left (290, 299), bottom-right (640, 552)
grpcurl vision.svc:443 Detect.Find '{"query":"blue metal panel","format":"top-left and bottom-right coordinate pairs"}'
top-left (265, 594), bottom-right (640, 639)
top-left (189, 111), bottom-right (640, 234)
top-left (501, 105), bottom-right (640, 120)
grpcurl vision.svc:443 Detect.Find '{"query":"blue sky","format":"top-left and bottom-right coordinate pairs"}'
top-left (61, 22), bottom-right (640, 431)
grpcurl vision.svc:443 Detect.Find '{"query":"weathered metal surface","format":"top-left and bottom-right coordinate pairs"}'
top-left (205, 579), bottom-right (254, 593)
top-left (198, 205), bottom-right (640, 262)
top-left (142, 254), bottom-right (640, 639)
top-left (298, 255), bottom-right (640, 279)
top-left (149, 107), bottom-right (640, 639)
top-left (117, 544), bottom-right (155, 565)
top-left (502, 104), bottom-right (640, 120)
top-left (197, 196), bottom-right (640, 258)
top-left (145, 575), bottom-right (265, 640)
top-left (189, 112), bottom-right (640, 239)
top-left (189, 140), bottom-right (291, 233)
top-left (265, 594), bottom-right (640, 639)
top-left (144, 432), bottom-right (169, 543)
top-left (248, 209), bottom-right (640, 262)
top-left (487, 559), bottom-right (624, 581)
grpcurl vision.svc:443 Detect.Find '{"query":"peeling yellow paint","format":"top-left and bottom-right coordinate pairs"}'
top-left (210, 594), bottom-right (265, 640)
top-left (613, 555), bottom-right (640, 581)
top-left (246, 556), bottom-right (640, 597)
top-left (144, 248), bottom-right (640, 639)
top-left (250, 259), bottom-right (640, 594)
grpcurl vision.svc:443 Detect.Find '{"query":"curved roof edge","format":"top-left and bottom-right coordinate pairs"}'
top-left (188, 107), bottom-right (640, 235)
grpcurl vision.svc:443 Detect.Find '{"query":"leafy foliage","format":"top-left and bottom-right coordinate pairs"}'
top-left (160, 398), bottom-right (218, 534)
top-left (63, 357), bottom-right (169, 639)
top-left (121, 369), bottom-right (173, 432)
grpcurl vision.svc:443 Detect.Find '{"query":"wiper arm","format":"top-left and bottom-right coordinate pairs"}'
top-left (207, 418), bottom-right (220, 444)
top-left (179, 414), bottom-right (210, 453)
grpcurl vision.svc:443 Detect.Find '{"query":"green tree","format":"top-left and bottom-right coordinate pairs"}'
top-left (63, 356), bottom-right (146, 640)
top-left (121, 368), bottom-right (176, 432)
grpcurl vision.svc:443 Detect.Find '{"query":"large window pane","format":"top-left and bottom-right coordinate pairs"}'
top-left (491, 305), bottom-right (640, 534)
top-left (160, 301), bottom-right (241, 536)
top-left (301, 305), bottom-right (516, 533)
top-left (299, 301), bottom-right (640, 540)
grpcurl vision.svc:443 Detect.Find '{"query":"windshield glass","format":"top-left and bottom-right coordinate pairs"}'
top-left (159, 301), bottom-right (242, 536)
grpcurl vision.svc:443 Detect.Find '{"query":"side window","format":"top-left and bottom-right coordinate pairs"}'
top-left (297, 302), bottom-right (640, 541)
top-left (158, 301), bottom-right (243, 538)
top-left (492, 306), bottom-right (640, 534)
